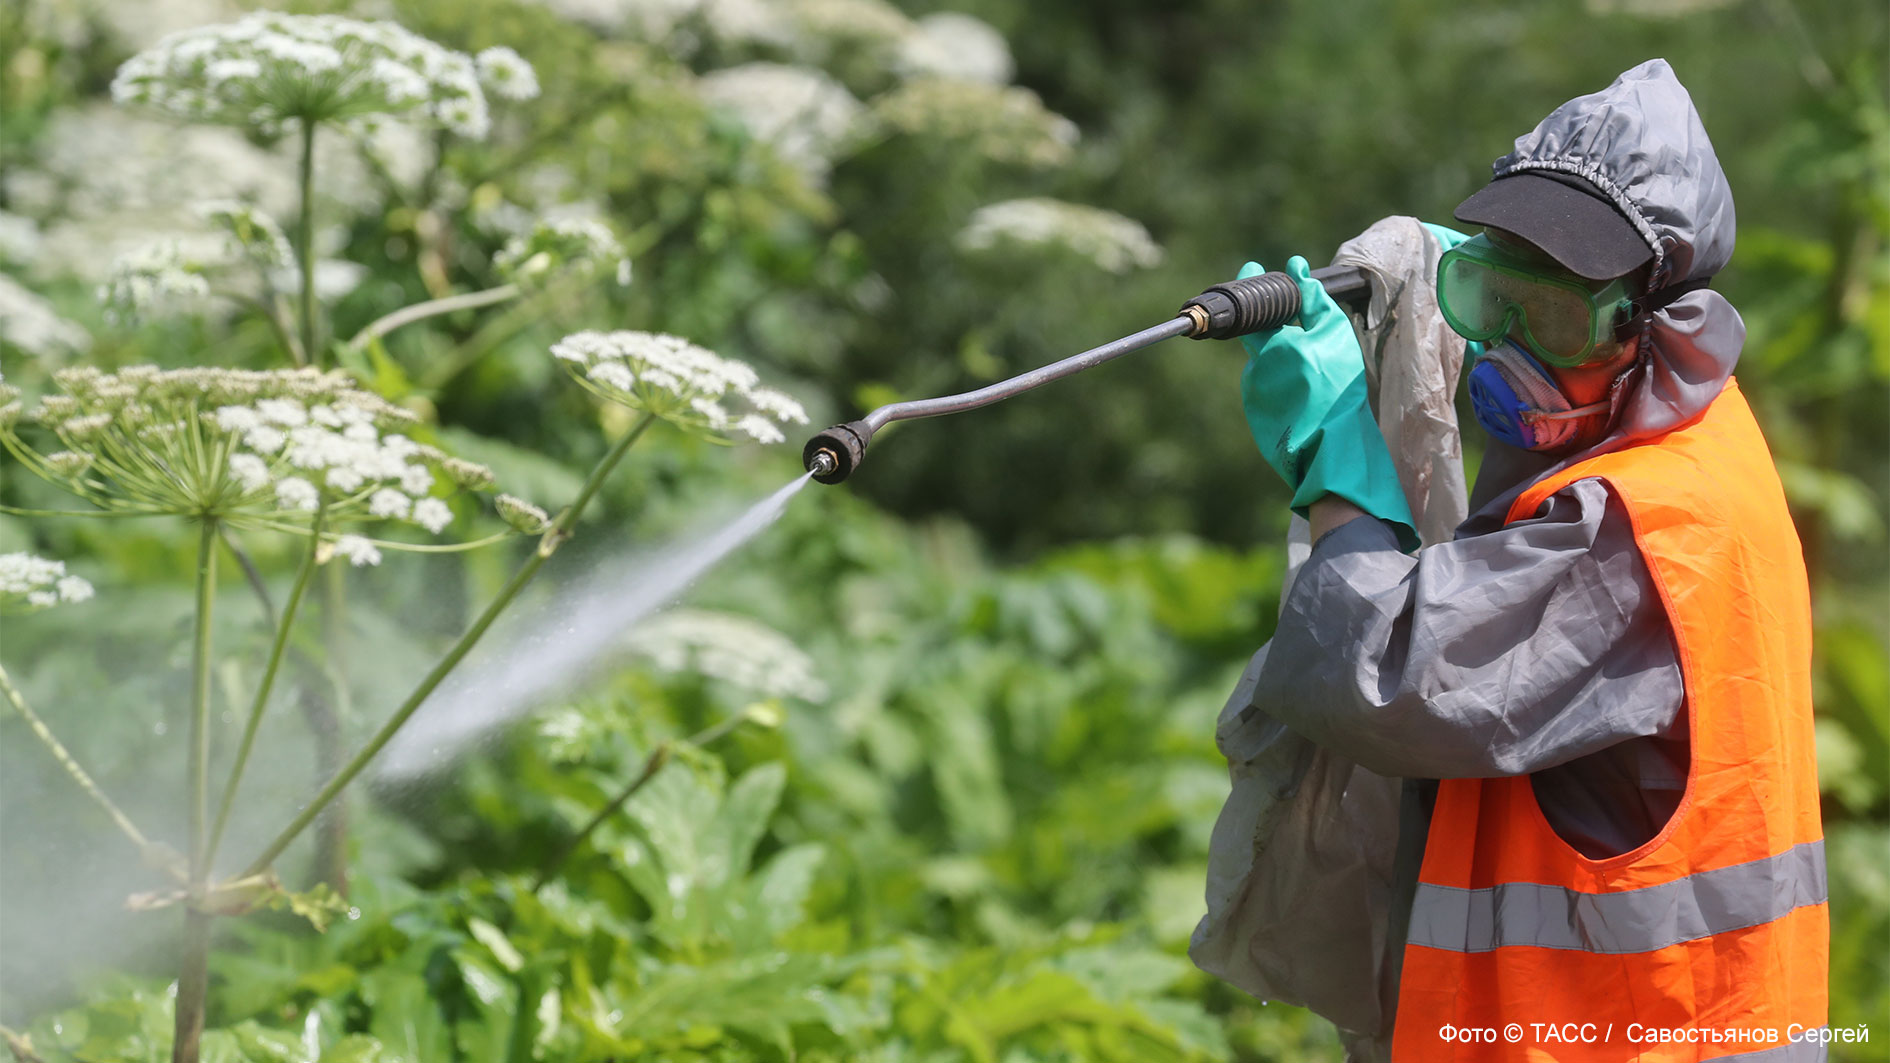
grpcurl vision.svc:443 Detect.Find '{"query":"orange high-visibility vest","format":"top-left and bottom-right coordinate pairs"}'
top-left (1391, 379), bottom-right (1827, 1062)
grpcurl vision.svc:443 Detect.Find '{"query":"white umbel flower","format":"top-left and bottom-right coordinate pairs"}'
top-left (4, 367), bottom-right (506, 552)
top-left (368, 487), bottom-right (412, 519)
top-left (783, 0), bottom-right (913, 57)
top-left (275, 477), bottom-right (320, 511)
top-left (0, 553), bottom-right (95, 610)
top-left (870, 78), bottom-right (1078, 169)
top-left (475, 47), bottom-right (540, 101)
top-left (412, 497), bottom-right (453, 534)
top-left (331, 534), bottom-right (383, 567)
top-left (549, 330), bottom-right (807, 444)
top-left (696, 63), bottom-right (862, 182)
top-left (0, 274), bottom-right (91, 356)
top-left (230, 453), bottom-right (272, 491)
top-left (492, 218), bottom-right (629, 289)
top-left (56, 575), bottom-right (95, 603)
top-left (94, 203), bottom-right (299, 325)
top-left (112, 13), bottom-right (494, 138)
top-left (894, 13), bottom-right (1013, 84)
top-left (732, 414), bottom-right (785, 445)
top-left (957, 197), bottom-right (1164, 273)
top-left (97, 240), bottom-right (213, 324)
top-left (626, 608), bottom-right (827, 702)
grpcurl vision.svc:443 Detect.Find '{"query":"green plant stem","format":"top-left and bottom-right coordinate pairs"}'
top-left (346, 284), bottom-right (520, 353)
top-left (1, 1022), bottom-right (45, 1063)
top-left (416, 279), bottom-right (576, 391)
top-left (188, 520), bottom-right (219, 882)
top-left (533, 743), bottom-right (670, 893)
top-left (174, 519), bottom-right (219, 1063)
top-left (0, 504), bottom-right (154, 519)
top-left (296, 117), bottom-right (320, 370)
top-left (307, 558), bottom-right (350, 894)
top-left (222, 530), bottom-right (277, 628)
top-left (0, 662), bottom-right (153, 855)
top-left (239, 413), bottom-right (658, 878)
top-left (531, 708), bottom-right (756, 892)
top-left (172, 911), bottom-right (211, 1063)
top-left (211, 289), bottom-right (303, 366)
top-left (204, 511), bottom-right (325, 870)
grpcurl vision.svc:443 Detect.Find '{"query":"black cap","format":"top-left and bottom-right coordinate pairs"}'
top-left (1453, 171), bottom-right (1653, 281)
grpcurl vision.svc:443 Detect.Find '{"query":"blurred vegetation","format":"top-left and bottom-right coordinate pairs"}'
top-left (1, 0), bottom-right (1884, 1060)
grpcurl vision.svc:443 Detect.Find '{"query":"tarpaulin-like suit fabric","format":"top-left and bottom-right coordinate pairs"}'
top-left (1191, 59), bottom-right (1825, 1062)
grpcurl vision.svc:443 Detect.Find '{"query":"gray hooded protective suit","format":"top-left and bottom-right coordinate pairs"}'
top-left (1191, 59), bottom-right (1748, 1059)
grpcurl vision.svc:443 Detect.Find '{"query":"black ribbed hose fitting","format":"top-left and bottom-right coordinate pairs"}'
top-left (1178, 265), bottom-right (1369, 340)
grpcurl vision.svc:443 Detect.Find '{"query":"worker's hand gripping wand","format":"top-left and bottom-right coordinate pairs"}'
top-left (802, 265), bottom-right (1371, 484)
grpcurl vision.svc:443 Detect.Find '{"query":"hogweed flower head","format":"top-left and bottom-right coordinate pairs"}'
top-left (0, 274), bottom-right (92, 357)
top-left (549, 330), bottom-right (807, 444)
top-left (0, 553), bottom-right (95, 611)
top-left (111, 12), bottom-right (511, 138)
top-left (696, 63), bottom-right (862, 182)
top-left (97, 202), bottom-right (294, 323)
top-left (626, 608), bottom-right (828, 702)
top-left (893, 13), bottom-right (1013, 84)
top-left (783, 0), bottom-right (913, 58)
top-left (492, 218), bottom-right (631, 289)
top-left (475, 47), bottom-right (540, 101)
top-left (869, 78), bottom-right (1078, 168)
top-left (1, 366), bottom-right (509, 561)
top-left (957, 198), bottom-right (1164, 274)
top-left (97, 240), bottom-right (214, 324)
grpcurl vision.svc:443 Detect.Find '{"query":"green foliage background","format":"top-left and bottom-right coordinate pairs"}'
top-left (1, 0), bottom-right (1884, 1060)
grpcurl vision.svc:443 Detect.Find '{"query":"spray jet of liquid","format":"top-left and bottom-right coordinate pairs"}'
top-left (376, 472), bottom-right (814, 780)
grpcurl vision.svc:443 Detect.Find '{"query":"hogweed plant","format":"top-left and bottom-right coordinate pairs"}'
top-left (110, 12), bottom-right (527, 369)
top-left (0, 12), bottom-right (809, 1063)
top-left (0, 353), bottom-right (805, 1062)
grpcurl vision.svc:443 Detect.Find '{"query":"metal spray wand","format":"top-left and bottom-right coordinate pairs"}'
top-left (802, 264), bottom-right (1372, 484)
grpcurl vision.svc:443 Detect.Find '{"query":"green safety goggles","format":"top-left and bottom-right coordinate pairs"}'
top-left (1437, 234), bottom-right (1635, 367)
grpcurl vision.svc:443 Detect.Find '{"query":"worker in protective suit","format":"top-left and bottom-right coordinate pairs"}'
top-left (1192, 59), bottom-right (1827, 1061)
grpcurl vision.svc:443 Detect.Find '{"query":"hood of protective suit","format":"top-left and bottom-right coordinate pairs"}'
top-left (1493, 58), bottom-right (1744, 445)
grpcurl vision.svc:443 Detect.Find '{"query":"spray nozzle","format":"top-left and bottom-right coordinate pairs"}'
top-left (803, 420), bottom-right (875, 484)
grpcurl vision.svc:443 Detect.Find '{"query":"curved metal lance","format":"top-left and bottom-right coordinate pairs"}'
top-left (803, 265), bottom-right (1372, 484)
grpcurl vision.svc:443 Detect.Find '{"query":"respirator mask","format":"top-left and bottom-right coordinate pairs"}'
top-left (1465, 339), bottom-right (1617, 452)
top-left (1438, 233), bottom-right (1682, 452)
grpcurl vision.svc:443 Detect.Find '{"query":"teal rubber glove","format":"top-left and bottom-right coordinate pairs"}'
top-left (1421, 221), bottom-right (1474, 252)
top-left (1421, 222), bottom-right (1486, 360)
top-left (1239, 256), bottom-right (1419, 551)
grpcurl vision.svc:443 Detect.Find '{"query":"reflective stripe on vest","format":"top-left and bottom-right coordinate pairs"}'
top-left (1408, 839), bottom-right (1826, 954)
top-left (1391, 381), bottom-right (1827, 1062)
top-left (1719, 1036), bottom-right (1829, 1063)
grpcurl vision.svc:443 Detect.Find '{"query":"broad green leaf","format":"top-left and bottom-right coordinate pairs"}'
top-left (317, 1035), bottom-right (396, 1063)
top-left (1048, 946), bottom-right (1188, 1001)
top-left (612, 952), bottom-right (843, 1044)
top-left (359, 969), bottom-right (452, 1063)
top-left (196, 1030), bottom-right (247, 1063)
top-left (228, 1021), bottom-right (315, 1063)
top-left (922, 692), bottom-right (1012, 848)
top-left (704, 762), bottom-right (788, 889)
top-left (721, 842), bottom-right (826, 951)
top-left (466, 917), bottom-right (525, 973)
